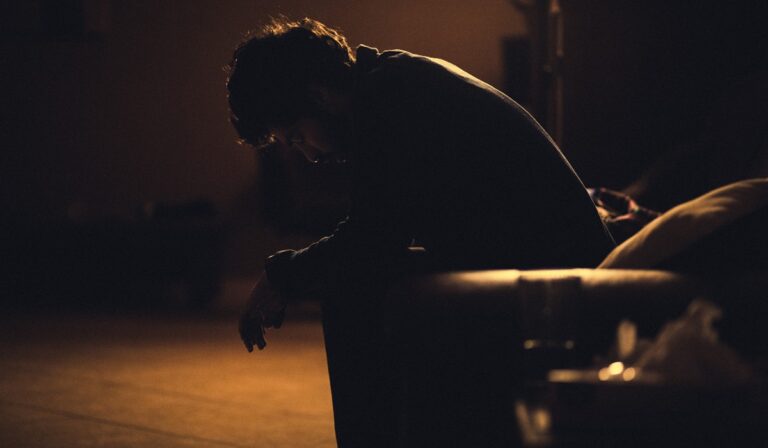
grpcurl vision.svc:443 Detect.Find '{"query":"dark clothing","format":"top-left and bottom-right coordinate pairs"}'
top-left (320, 283), bottom-right (402, 448)
top-left (264, 46), bottom-right (615, 447)
top-left (266, 45), bottom-right (614, 298)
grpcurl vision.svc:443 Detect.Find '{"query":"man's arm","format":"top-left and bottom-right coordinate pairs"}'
top-left (239, 272), bottom-right (286, 351)
top-left (239, 160), bottom-right (413, 351)
top-left (240, 55), bottom-right (423, 349)
top-left (265, 198), bottom-right (414, 301)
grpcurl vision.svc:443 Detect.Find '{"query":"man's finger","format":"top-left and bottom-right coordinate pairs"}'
top-left (241, 326), bottom-right (254, 352)
top-left (255, 325), bottom-right (267, 350)
top-left (239, 316), bottom-right (259, 353)
top-left (273, 306), bottom-right (287, 329)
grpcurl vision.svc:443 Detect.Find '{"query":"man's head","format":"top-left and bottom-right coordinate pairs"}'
top-left (227, 17), bottom-right (355, 162)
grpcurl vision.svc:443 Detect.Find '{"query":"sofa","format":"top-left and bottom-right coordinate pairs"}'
top-left (380, 178), bottom-right (768, 446)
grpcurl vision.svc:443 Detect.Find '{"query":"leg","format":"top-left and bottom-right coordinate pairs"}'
top-left (321, 282), bottom-right (402, 448)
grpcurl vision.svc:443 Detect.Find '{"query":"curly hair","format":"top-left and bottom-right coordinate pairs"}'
top-left (226, 17), bottom-right (355, 147)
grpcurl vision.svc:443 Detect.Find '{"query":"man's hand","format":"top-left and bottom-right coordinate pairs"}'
top-left (239, 272), bottom-right (287, 352)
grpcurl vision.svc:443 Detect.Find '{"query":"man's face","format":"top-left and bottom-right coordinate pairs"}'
top-left (272, 116), bottom-right (347, 164)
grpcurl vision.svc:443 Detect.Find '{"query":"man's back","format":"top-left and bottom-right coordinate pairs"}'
top-left (350, 45), bottom-right (615, 270)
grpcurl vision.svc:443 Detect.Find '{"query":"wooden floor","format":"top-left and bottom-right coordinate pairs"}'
top-left (0, 311), bottom-right (335, 447)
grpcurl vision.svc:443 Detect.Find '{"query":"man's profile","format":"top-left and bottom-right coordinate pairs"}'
top-left (227, 16), bottom-right (614, 446)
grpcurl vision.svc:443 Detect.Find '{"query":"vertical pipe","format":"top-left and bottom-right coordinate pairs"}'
top-left (548, 0), bottom-right (564, 146)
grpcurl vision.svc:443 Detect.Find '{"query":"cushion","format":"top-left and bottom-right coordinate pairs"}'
top-left (598, 178), bottom-right (768, 270)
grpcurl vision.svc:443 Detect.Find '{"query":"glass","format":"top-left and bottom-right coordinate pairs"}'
top-left (517, 275), bottom-right (583, 379)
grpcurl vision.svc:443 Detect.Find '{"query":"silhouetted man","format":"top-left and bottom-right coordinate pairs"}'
top-left (228, 17), bottom-right (614, 447)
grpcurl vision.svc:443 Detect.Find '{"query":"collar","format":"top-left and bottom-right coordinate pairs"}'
top-left (354, 45), bottom-right (380, 76)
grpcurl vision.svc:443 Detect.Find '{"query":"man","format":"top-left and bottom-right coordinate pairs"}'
top-left (228, 17), bottom-right (614, 446)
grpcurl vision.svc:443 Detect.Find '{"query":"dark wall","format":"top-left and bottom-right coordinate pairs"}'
top-left (1, 1), bottom-right (528, 307)
top-left (0, 0), bottom-right (526, 224)
top-left (559, 0), bottom-right (768, 190)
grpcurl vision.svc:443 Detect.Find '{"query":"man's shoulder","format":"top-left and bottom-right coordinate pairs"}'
top-left (355, 45), bottom-right (434, 78)
top-left (356, 45), bottom-right (512, 105)
top-left (352, 46), bottom-right (431, 106)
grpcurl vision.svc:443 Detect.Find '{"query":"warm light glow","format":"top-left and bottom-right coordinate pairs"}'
top-left (622, 367), bottom-right (637, 381)
top-left (454, 270), bottom-right (520, 284)
top-left (599, 362), bottom-right (626, 381)
top-left (523, 339), bottom-right (536, 350)
top-left (532, 408), bottom-right (552, 432)
top-left (617, 320), bottom-right (637, 359)
top-left (608, 361), bottom-right (625, 375)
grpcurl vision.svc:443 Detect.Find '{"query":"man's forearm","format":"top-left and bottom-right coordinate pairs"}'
top-left (263, 217), bottom-right (412, 301)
